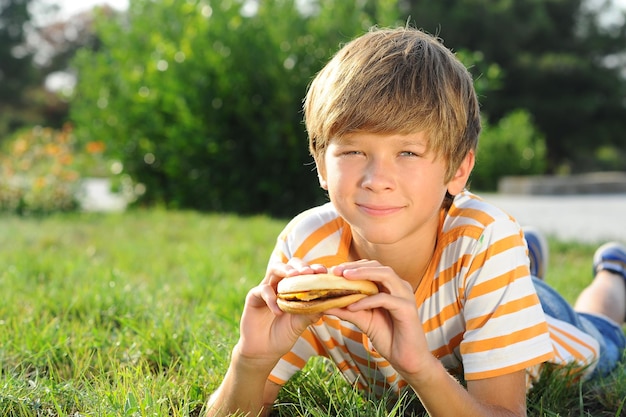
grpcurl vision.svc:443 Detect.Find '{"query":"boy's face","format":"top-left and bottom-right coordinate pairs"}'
top-left (317, 132), bottom-right (472, 247)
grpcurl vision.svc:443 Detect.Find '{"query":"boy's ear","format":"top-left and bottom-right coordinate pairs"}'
top-left (447, 150), bottom-right (475, 195)
top-left (319, 175), bottom-right (328, 190)
top-left (315, 158), bottom-right (328, 190)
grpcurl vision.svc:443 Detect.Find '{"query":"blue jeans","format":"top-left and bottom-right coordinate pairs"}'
top-left (532, 277), bottom-right (626, 377)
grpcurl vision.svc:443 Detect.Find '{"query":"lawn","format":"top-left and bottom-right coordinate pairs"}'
top-left (0, 209), bottom-right (623, 416)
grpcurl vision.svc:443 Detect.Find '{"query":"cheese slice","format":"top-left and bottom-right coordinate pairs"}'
top-left (279, 289), bottom-right (357, 301)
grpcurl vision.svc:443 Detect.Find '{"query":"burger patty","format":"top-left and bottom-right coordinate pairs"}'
top-left (278, 289), bottom-right (360, 301)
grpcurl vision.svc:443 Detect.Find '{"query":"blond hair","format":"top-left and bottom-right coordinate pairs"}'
top-left (304, 27), bottom-right (480, 183)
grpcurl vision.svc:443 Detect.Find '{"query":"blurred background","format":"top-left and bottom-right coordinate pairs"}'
top-left (1, 0), bottom-right (625, 217)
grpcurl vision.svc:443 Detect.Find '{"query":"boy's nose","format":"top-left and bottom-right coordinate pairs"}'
top-left (361, 158), bottom-right (395, 191)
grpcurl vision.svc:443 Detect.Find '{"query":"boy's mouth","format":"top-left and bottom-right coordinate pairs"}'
top-left (357, 203), bottom-right (403, 216)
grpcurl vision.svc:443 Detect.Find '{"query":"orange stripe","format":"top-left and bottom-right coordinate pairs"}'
top-left (461, 322), bottom-right (549, 353)
top-left (386, 372), bottom-right (398, 384)
top-left (352, 354), bottom-right (371, 367)
top-left (322, 317), bottom-right (362, 346)
top-left (468, 266), bottom-right (526, 299)
top-left (492, 234), bottom-right (522, 256)
top-left (293, 219), bottom-right (343, 259)
top-left (430, 331), bottom-right (464, 359)
top-left (436, 224), bottom-right (484, 250)
top-left (301, 329), bottom-right (326, 356)
top-left (268, 374), bottom-right (287, 385)
top-left (307, 254), bottom-right (348, 267)
top-left (352, 353), bottom-right (391, 369)
top-left (550, 324), bottom-right (598, 354)
top-left (466, 293), bottom-right (541, 331)
top-left (549, 333), bottom-right (586, 362)
top-left (373, 376), bottom-right (393, 390)
top-left (465, 351), bottom-right (554, 380)
top-left (324, 341), bottom-right (346, 354)
top-left (548, 324), bottom-right (598, 362)
top-left (336, 359), bottom-right (355, 373)
top-left (338, 225), bottom-right (352, 260)
top-left (308, 226), bottom-right (353, 266)
top-left (440, 253), bottom-right (472, 286)
top-left (321, 336), bottom-right (347, 353)
top-left (465, 235), bottom-right (522, 279)
top-left (316, 319), bottom-right (346, 352)
top-left (341, 326), bottom-right (364, 344)
top-left (422, 301), bottom-right (460, 333)
top-left (448, 206), bottom-right (496, 227)
top-left (553, 347), bottom-right (565, 362)
top-left (465, 252), bottom-right (487, 284)
top-left (325, 316), bottom-right (341, 330)
top-left (282, 351), bottom-right (307, 369)
top-left (415, 251), bottom-right (471, 307)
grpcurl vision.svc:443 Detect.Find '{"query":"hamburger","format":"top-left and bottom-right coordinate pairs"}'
top-left (276, 273), bottom-right (379, 314)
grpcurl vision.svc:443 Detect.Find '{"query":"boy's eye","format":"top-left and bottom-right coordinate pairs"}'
top-left (400, 151), bottom-right (419, 157)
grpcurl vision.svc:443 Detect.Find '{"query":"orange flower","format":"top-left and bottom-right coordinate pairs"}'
top-left (58, 154), bottom-right (73, 165)
top-left (45, 144), bottom-right (61, 156)
top-left (34, 177), bottom-right (46, 189)
top-left (12, 139), bottom-right (28, 155)
top-left (86, 141), bottom-right (106, 154)
top-left (61, 170), bottom-right (80, 182)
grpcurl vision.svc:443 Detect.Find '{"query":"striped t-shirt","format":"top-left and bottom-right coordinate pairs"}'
top-left (268, 191), bottom-right (599, 396)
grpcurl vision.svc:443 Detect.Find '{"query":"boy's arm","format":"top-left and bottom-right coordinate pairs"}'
top-left (206, 344), bottom-right (280, 417)
top-left (401, 356), bottom-right (527, 416)
top-left (467, 374), bottom-right (527, 416)
top-left (329, 260), bottom-right (530, 417)
top-left (206, 260), bottom-right (325, 417)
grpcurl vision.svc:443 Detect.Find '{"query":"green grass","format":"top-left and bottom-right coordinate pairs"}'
top-left (0, 209), bottom-right (624, 416)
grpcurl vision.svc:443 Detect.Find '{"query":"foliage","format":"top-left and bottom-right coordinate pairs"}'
top-left (0, 211), bottom-right (623, 416)
top-left (0, 124), bottom-right (134, 215)
top-left (71, 0), bottom-right (532, 215)
top-left (0, 125), bottom-right (80, 214)
top-left (0, 0), bottom-right (93, 140)
top-left (5, 0), bottom-right (626, 214)
top-left (401, 0), bottom-right (626, 173)
top-left (471, 110), bottom-right (547, 191)
top-left (0, 0), bottom-right (38, 137)
top-left (69, 0), bottom-right (404, 217)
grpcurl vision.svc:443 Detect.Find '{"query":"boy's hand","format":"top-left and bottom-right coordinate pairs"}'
top-left (327, 260), bottom-right (440, 381)
top-left (235, 259), bottom-right (326, 368)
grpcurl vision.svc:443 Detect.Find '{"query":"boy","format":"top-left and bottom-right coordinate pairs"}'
top-left (206, 27), bottom-right (626, 416)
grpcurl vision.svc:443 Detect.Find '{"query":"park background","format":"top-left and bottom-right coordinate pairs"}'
top-left (1, 0), bottom-right (626, 416)
top-left (1, 0), bottom-right (626, 217)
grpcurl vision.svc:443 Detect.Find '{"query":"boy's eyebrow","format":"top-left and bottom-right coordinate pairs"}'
top-left (398, 138), bottom-right (428, 148)
top-left (331, 136), bottom-right (358, 146)
top-left (331, 135), bottom-right (430, 149)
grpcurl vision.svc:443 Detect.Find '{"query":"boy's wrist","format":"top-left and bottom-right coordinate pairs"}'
top-left (208, 344), bottom-right (277, 417)
top-left (232, 342), bottom-right (281, 376)
top-left (399, 353), bottom-right (445, 389)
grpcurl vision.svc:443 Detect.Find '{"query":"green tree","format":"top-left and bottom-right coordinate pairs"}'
top-left (70, 0), bottom-right (545, 213)
top-left (0, 0), bottom-right (94, 139)
top-left (0, 0), bottom-right (38, 135)
top-left (70, 0), bottom-right (402, 216)
top-left (472, 110), bottom-right (547, 191)
top-left (402, 0), bottom-right (626, 173)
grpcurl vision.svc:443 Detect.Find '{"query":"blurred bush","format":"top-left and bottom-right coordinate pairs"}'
top-left (471, 110), bottom-right (547, 191)
top-left (69, 0), bottom-right (546, 214)
top-left (0, 125), bottom-right (80, 214)
top-left (69, 0), bottom-right (402, 217)
top-left (0, 124), bottom-right (136, 215)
